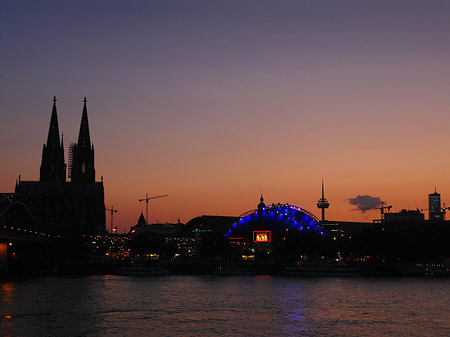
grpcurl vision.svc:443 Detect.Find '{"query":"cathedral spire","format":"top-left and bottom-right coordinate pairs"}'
top-left (46, 96), bottom-right (61, 150)
top-left (69, 97), bottom-right (95, 182)
top-left (40, 96), bottom-right (66, 182)
top-left (77, 97), bottom-right (91, 149)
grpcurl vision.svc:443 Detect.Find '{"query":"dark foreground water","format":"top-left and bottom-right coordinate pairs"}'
top-left (1, 275), bottom-right (450, 336)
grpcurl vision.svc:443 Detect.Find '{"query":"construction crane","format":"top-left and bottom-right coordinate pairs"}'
top-left (378, 202), bottom-right (392, 219)
top-left (443, 203), bottom-right (450, 214)
top-left (139, 193), bottom-right (168, 225)
top-left (106, 206), bottom-right (118, 234)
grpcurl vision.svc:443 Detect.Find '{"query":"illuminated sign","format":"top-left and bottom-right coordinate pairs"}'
top-left (253, 231), bottom-right (271, 242)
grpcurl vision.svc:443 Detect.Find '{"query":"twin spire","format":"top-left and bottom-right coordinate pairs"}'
top-left (40, 97), bottom-right (95, 183)
top-left (78, 97), bottom-right (91, 149)
top-left (46, 96), bottom-right (61, 151)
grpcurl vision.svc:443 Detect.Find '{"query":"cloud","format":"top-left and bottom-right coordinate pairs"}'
top-left (348, 195), bottom-right (382, 213)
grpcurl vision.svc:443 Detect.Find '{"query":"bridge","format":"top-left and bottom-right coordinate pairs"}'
top-left (0, 193), bottom-right (52, 279)
top-left (0, 193), bottom-right (51, 242)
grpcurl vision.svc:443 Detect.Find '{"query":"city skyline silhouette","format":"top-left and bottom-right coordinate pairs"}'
top-left (2, 1), bottom-right (450, 233)
top-left (3, 4), bottom-right (450, 336)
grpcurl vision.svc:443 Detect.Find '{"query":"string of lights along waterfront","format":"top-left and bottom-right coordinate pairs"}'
top-left (2, 275), bottom-right (450, 337)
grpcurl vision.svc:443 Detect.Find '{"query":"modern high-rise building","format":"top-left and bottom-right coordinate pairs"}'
top-left (428, 188), bottom-right (444, 221)
top-left (15, 97), bottom-right (105, 234)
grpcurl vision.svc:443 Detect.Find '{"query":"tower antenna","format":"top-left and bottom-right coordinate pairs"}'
top-left (317, 179), bottom-right (330, 223)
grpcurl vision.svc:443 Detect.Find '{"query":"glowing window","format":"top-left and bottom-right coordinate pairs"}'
top-left (253, 231), bottom-right (271, 242)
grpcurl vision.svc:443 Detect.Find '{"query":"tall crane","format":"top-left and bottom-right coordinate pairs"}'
top-left (139, 193), bottom-right (168, 225)
top-left (106, 206), bottom-right (118, 234)
top-left (378, 202), bottom-right (392, 219)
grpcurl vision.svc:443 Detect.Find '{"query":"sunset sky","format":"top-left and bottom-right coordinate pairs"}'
top-left (2, 1), bottom-right (450, 233)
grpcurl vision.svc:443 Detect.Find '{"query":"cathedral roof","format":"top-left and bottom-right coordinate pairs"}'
top-left (16, 181), bottom-right (104, 194)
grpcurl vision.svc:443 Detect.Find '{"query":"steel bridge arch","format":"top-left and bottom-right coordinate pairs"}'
top-left (0, 193), bottom-right (41, 232)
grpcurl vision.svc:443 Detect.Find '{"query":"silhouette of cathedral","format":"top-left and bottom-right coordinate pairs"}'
top-left (69, 98), bottom-right (96, 183)
top-left (15, 97), bottom-right (106, 234)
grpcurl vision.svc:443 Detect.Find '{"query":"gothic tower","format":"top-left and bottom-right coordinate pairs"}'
top-left (69, 97), bottom-right (95, 182)
top-left (40, 96), bottom-right (66, 182)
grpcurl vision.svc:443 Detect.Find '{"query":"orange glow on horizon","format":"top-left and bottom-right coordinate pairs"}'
top-left (2, 2), bottom-right (450, 234)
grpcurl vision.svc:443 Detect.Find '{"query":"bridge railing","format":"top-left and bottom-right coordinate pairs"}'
top-left (0, 224), bottom-right (51, 243)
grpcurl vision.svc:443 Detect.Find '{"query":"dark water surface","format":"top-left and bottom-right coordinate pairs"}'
top-left (1, 275), bottom-right (450, 336)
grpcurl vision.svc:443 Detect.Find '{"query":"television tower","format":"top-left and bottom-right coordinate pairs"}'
top-left (317, 180), bottom-right (330, 223)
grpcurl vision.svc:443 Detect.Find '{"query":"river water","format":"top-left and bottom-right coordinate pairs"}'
top-left (1, 275), bottom-right (450, 336)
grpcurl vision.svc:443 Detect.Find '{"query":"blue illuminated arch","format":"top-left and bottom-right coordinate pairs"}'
top-left (225, 203), bottom-right (324, 238)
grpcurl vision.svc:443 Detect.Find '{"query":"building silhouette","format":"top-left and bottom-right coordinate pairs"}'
top-left (69, 98), bottom-right (95, 183)
top-left (384, 209), bottom-right (425, 223)
top-left (39, 97), bottom-right (66, 183)
top-left (429, 188), bottom-right (444, 221)
top-left (15, 97), bottom-right (105, 234)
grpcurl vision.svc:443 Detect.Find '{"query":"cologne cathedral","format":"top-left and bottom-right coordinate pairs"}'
top-left (15, 97), bottom-right (106, 234)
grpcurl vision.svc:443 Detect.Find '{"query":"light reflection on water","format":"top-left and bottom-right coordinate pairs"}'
top-left (1, 275), bottom-right (450, 336)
